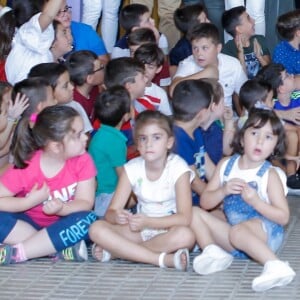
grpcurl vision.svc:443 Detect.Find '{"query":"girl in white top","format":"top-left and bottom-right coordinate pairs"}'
top-left (89, 110), bottom-right (195, 270)
top-left (191, 108), bottom-right (295, 292)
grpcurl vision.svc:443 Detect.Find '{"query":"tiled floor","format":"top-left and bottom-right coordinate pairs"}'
top-left (1, 196), bottom-right (300, 300)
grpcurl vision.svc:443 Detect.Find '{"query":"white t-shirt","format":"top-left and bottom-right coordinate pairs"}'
top-left (64, 101), bottom-right (93, 133)
top-left (125, 153), bottom-right (195, 218)
top-left (6, 13), bottom-right (54, 84)
top-left (174, 53), bottom-right (248, 107)
top-left (143, 83), bottom-right (172, 115)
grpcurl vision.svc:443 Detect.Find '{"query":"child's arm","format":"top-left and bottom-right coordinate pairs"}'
top-left (253, 38), bottom-right (271, 67)
top-left (0, 93), bottom-right (29, 150)
top-left (274, 108), bottom-right (300, 126)
top-left (170, 64), bottom-right (219, 97)
top-left (222, 106), bottom-right (235, 156)
top-left (128, 171), bottom-right (192, 232)
top-left (241, 168), bottom-right (289, 226)
top-left (105, 170), bottom-right (133, 225)
top-left (43, 177), bottom-right (96, 216)
top-left (0, 182), bottom-right (49, 212)
top-left (39, 0), bottom-right (64, 31)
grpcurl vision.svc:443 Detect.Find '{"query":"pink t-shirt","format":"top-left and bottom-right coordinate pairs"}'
top-left (0, 151), bottom-right (96, 227)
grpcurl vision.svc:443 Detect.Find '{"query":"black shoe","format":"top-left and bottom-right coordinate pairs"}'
top-left (287, 173), bottom-right (300, 189)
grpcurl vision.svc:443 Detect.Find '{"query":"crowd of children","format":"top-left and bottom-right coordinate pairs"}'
top-left (0, 0), bottom-right (299, 293)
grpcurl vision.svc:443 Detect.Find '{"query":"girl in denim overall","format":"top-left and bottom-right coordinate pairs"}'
top-left (191, 108), bottom-right (295, 292)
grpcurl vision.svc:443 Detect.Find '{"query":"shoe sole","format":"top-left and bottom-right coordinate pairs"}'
top-left (287, 188), bottom-right (300, 196)
top-left (193, 254), bottom-right (233, 275)
top-left (252, 273), bottom-right (295, 292)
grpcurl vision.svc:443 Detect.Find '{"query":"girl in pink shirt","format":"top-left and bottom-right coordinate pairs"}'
top-left (0, 105), bottom-right (97, 265)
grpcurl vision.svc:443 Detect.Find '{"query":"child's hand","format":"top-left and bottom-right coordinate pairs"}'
top-left (128, 213), bottom-right (146, 232)
top-left (223, 178), bottom-right (246, 195)
top-left (115, 209), bottom-right (132, 225)
top-left (241, 183), bottom-right (259, 206)
top-left (234, 34), bottom-right (244, 54)
top-left (253, 38), bottom-right (263, 58)
top-left (27, 182), bottom-right (50, 206)
top-left (223, 106), bottom-right (234, 121)
top-left (8, 93), bottom-right (29, 120)
top-left (43, 198), bottom-right (64, 215)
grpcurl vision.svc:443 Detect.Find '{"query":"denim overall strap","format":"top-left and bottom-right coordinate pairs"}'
top-left (256, 160), bottom-right (272, 178)
top-left (223, 154), bottom-right (240, 180)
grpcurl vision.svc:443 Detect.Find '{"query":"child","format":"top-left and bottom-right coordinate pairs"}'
top-left (0, 105), bottom-right (97, 265)
top-left (170, 3), bottom-right (210, 77)
top-left (238, 79), bottom-right (274, 128)
top-left (111, 4), bottom-right (168, 59)
top-left (28, 62), bottom-right (93, 134)
top-left (190, 108), bottom-right (296, 292)
top-left (221, 6), bottom-right (270, 79)
top-left (172, 79), bottom-right (223, 205)
top-left (65, 50), bottom-right (105, 124)
top-left (89, 110), bottom-right (195, 270)
top-left (103, 57), bottom-right (147, 159)
top-left (5, 0), bottom-right (73, 84)
top-left (133, 43), bottom-right (172, 116)
top-left (273, 10), bottom-right (300, 75)
top-left (170, 23), bottom-right (247, 115)
top-left (127, 27), bottom-right (156, 57)
top-left (89, 86), bottom-right (131, 217)
top-left (127, 27), bottom-right (171, 91)
top-left (256, 63), bottom-right (300, 191)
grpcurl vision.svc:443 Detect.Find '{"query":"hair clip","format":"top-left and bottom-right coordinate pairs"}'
top-left (254, 101), bottom-right (272, 111)
top-left (29, 113), bottom-right (38, 123)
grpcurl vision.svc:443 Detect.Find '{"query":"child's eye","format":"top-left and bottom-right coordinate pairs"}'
top-left (153, 134), bottom-right (161, 140)
top-left (266, 134), bottom-right (273, 140)
top-left (138, 136), bottom-right (147, 142)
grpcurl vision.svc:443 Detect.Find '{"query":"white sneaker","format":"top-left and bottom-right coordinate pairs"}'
top-left (193, 244), bottom-right (233, 275)
top-left (252, 260), bottom-right (296, 292)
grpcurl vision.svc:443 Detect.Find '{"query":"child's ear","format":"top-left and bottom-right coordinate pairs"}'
top-left (167, 136), bottom-right (175, 149)
top-left (48, 141), bottom-right (63, 154)
top-left (217, 43), bottom-right (222, 53)
top-left (86, 74), bottom-right (93, 85)
top-left (155, 65), bottom-right (163, 74)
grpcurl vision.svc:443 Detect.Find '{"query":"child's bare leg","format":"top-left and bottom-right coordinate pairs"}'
top-left (89, 220), bottom-right (188, 268)
top-left (3, 220), bottom-right (38, 244)
top-left (142, 226), bottom-right (195, 253)
top-left (285, 129), bottom-right (298, 176)
top-left (229, 219), bottom-right (277, 264)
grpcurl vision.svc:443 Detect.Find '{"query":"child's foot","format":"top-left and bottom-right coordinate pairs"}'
top-left (252, 260), bottom-right (296, 292)
top-left (193, 244), bottom-right (233, 275)
top-left (159, 248), bottom-right (189, 271)
top-left (0, 244), bottom-right (25, 265)
top-left (57, 240), bottom-right (88, 262)
top-left (91, 243), bottom-right (111, 262)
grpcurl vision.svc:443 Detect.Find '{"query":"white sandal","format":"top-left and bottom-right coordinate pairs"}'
top-left (91, 243), bottom-right (111, 262)
top-left (158, 248), bottom-right (189, 271)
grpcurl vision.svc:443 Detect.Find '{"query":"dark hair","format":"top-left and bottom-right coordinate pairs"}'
top-left (277, 9), bottom-right (300, 41)
top-left (104, 57), bottom-right (145, 88)
top-left (11, 77), bottom-right (52, 118)
top-left (134, 110), bottom-right (173, 143)
top-left (222, 6), bottom-right (245, 37)
top-left (174, 4), bottom-right (207, 34)
top-left (28, 63), bottom-right (68, 89)
top-left (231, 108), bottom-right (286, 160)
top-left (239, 79), bottom-right (272, 111)
top-left (172, 79), bottom-right (213, 121)
top-left (200, 78), bottom-right (223, 105)
top-left (188, 22), bottom-right (220, 45)
top-left (134, 43), bottom-right (164, 67)
top-left (11, 105), bottom-right (80, 169)
top-left (119, 4), bottom-right (149, 33)
top-left (0, 10), bottom-right (15, 59)
top-left (65, 50), bottom-right (98, 86)
top-left (94, 85), bottom-right (131, 127)
top-left (256, 63), bottom-right (285, 97)
top-left (127, 27), bottom-right (156, 47)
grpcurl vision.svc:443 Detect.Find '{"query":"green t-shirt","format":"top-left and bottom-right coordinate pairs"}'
top-left (89, 124), bottom-right (127, 194)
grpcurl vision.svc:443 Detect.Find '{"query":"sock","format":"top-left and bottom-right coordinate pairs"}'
top-left (12, 243), bottom-right (28, 263)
